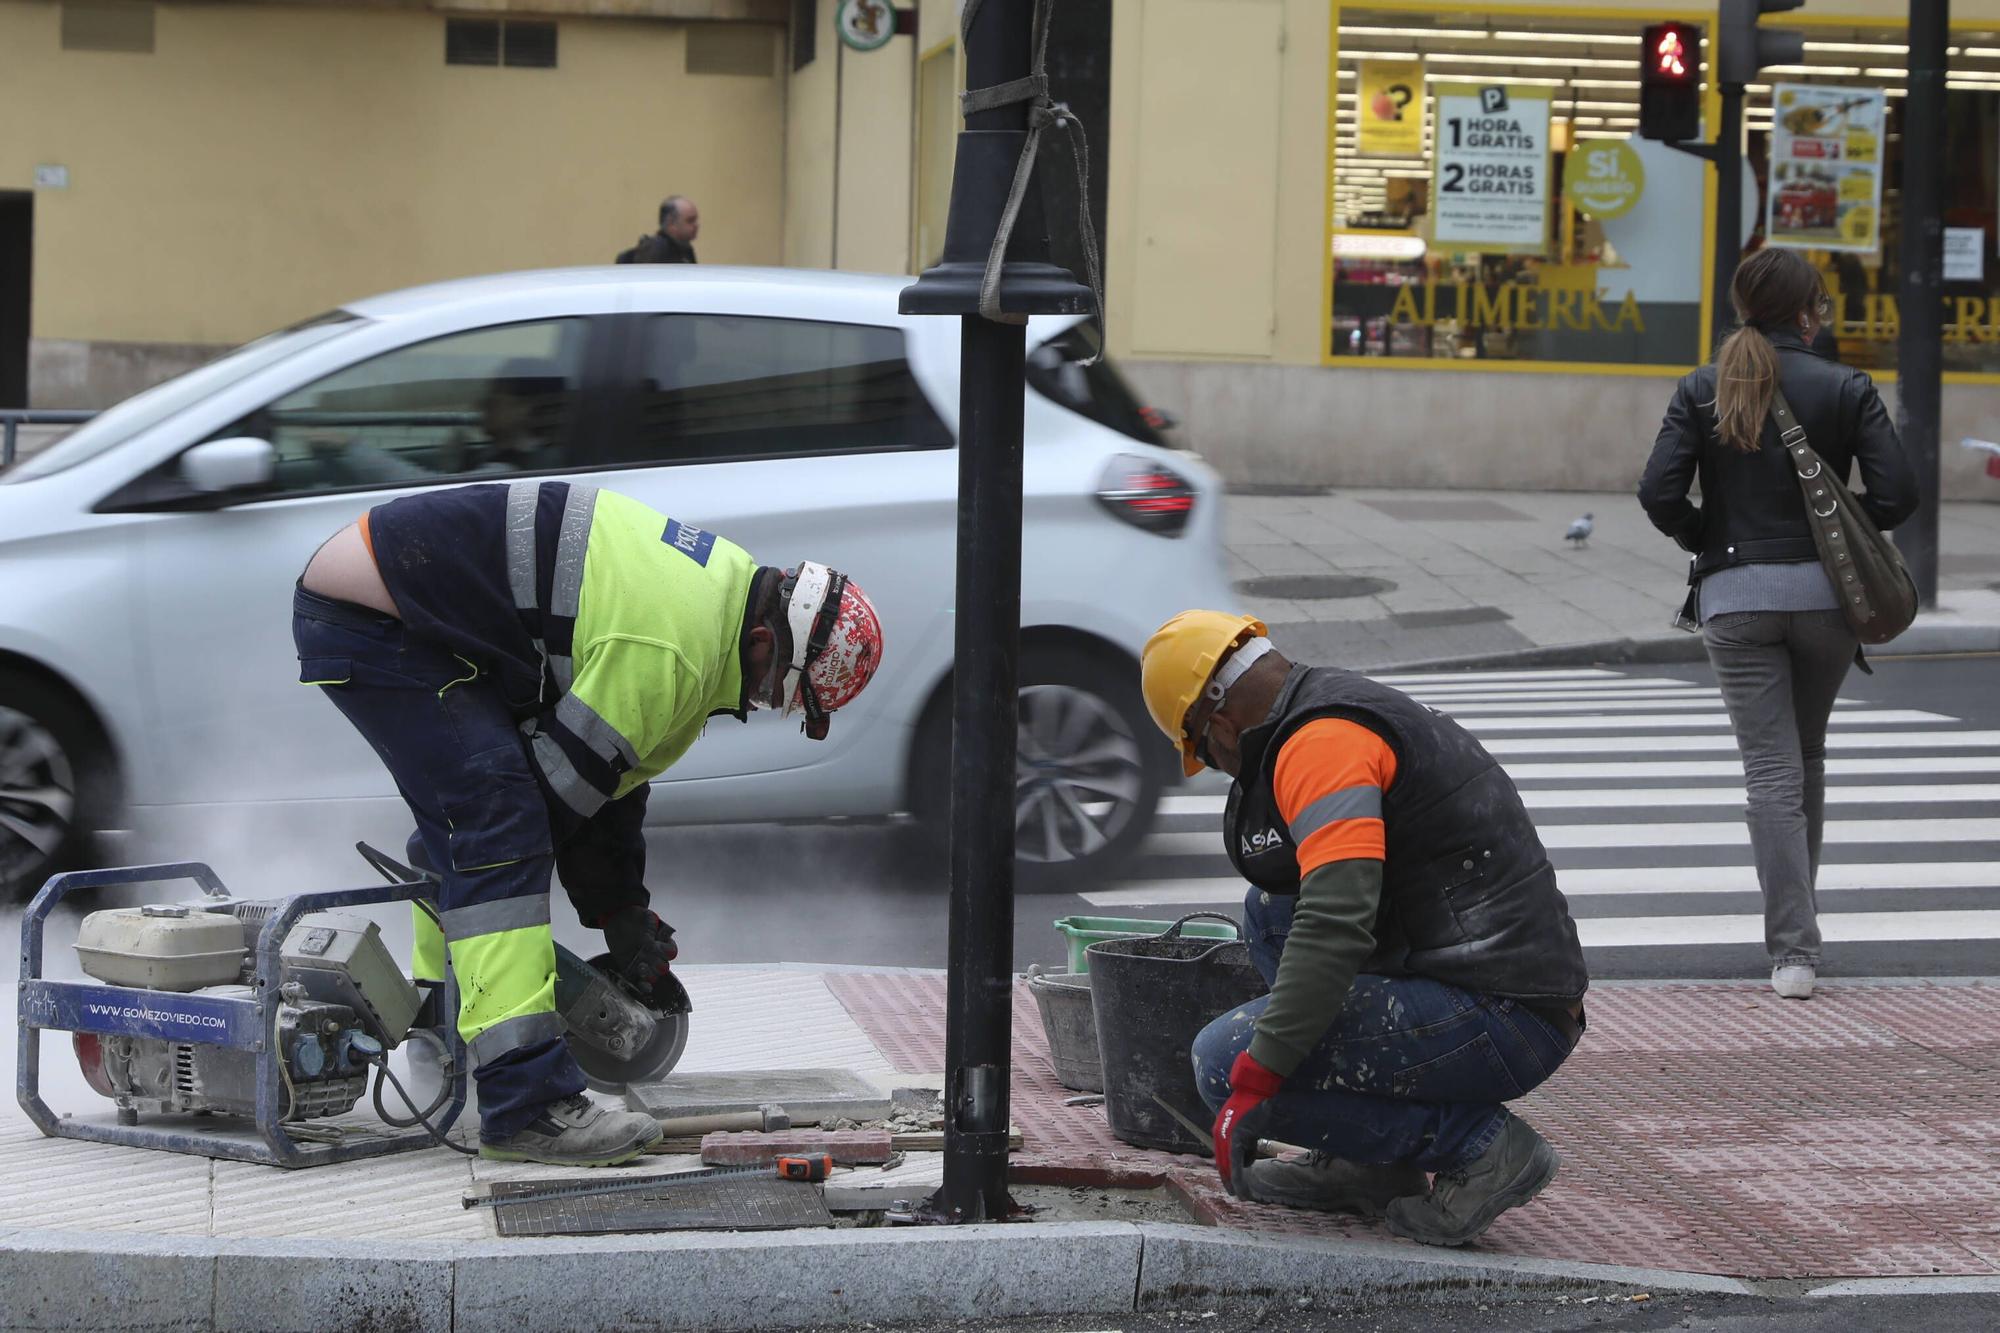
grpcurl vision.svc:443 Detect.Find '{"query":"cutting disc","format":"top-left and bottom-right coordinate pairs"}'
top-left (568, 957), bottom-right (692, 1092)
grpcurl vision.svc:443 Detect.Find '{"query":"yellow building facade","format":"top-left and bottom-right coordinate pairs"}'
top-left (6, 0), bottom-right (2000, 498)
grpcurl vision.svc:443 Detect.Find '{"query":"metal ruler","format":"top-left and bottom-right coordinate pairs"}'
top-left (464, 1162), bottom-right (790, 1210)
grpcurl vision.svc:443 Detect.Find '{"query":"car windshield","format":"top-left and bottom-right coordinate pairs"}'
top-left (2, 311), bottom-right (365, 483)
top-left (1024, 324), bottom-right (1169, 447)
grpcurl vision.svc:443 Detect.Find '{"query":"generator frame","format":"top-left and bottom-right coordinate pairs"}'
top-left (16, 861), bottom-right (467, 1168)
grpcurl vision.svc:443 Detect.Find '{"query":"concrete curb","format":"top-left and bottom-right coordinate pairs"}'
top-left (0, 1219), bottom-right (1765, 1331)
top-left (1367, 615), bottom-right (2000, 673)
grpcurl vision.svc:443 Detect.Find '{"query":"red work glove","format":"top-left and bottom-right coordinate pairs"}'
top-left (1213, 1049), bottom-right (1283, 1198)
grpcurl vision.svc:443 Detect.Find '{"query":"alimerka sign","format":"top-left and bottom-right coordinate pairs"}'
top-left (1379, 281), bottom-right (1646, 333)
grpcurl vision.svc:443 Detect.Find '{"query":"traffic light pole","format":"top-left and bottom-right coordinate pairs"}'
top-left (899, 0), bottom-right (1092, 1225)
top-left (1896, 0), bottom-right (1948, 608)
top-left (1663, 85), bottom-right (1745, 351)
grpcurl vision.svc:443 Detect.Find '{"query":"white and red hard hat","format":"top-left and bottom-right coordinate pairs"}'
top-left (778, 562), bottom-right (884, 726)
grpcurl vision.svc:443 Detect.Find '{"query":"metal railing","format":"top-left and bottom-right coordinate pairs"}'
top-left (1, 409), bottom-right (96, 468)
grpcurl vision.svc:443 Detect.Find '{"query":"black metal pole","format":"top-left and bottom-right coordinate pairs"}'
top-left (1898, 0), bottom-right (1947, 608)
top-left (899, 0), bottom-right (1091, 1224)
top-left (1712, 85), bottom-right (1745, 346)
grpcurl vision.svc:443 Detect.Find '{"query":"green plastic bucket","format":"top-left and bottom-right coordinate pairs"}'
top-left (1053, 915), bottom-right (1239, 974)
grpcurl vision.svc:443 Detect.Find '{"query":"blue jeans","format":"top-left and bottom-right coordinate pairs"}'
top-left (1190, 886), bottom-right (1578, 1172)
top-left (292, 585), bottom-right (586, 1140)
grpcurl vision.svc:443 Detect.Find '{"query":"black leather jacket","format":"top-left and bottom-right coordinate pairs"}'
top-left (1638, 328), bottom-right (1919, 578)
top-left (1225, 665), bottom-right (1588, 1004)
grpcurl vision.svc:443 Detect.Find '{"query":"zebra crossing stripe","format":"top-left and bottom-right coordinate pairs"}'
top-left (1579, 909), bottom-right (2000, 948)
top-left (1162, 783), bottom-right (2000, 815)
top-left (1078, 860), bottom-right (2000, 909)
top-left (1487, 731), bottom-right (2000, 755)
top-left (1458, 710), bottom-right (1952, 732)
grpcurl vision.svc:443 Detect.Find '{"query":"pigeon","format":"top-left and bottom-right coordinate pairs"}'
top-left (1565, 513), bottom-right (1594, 548)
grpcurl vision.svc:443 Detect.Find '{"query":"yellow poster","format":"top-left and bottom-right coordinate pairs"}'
top-left (1359, 59), bottom-right (1425, 157)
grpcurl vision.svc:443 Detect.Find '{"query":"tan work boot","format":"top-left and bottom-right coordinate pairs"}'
top-left (479, 1094), bottom-right (663, 1167)
top-left (1244, 1152), bottom-right (1429, 1216)
top-left (1385, 1115), bottom-right (1558, 1247)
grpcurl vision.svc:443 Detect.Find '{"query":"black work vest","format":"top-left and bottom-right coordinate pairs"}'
top-left (1223, 665), bottom-right (1588, 1004)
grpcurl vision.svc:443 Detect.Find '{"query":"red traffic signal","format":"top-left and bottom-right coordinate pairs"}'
top-left (1644, 22), bottom-right (1699, 85)
top-left (1639, 21), bottom-right (1703, 141)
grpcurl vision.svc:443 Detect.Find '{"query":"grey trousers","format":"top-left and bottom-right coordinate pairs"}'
top-left (1701, 609), bottom-right (1858, 965)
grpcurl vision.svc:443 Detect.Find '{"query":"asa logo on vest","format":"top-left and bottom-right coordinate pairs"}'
top-left (1240, 826), bottom-right (1288, 858)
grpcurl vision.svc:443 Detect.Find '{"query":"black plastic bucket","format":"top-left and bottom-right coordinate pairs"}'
top-left (1085, 912), bottom-right (1267, 1155)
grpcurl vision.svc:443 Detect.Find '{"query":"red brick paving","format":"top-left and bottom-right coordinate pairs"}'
top-left (824, 974), bottom-right (2000, 1279)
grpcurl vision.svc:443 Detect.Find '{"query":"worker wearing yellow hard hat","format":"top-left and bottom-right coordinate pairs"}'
top-left (1139, 611), bottom-right (1589, 1248)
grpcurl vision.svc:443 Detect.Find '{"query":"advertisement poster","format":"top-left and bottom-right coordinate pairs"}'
top-left (1431, 84), bottom-right (1552, 254)
top-left (1945, 227), bottom-right (1985, 282)
top-left (1358, 59), bottom-right (1426, 157)
top-left (1767, 84), bottom-right (1886, 253)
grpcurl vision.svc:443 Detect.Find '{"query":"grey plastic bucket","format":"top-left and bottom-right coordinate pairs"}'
top-left (1026, 964), bottom-right (1102, 1093)
top-left (1085, 912), bottom-right (1266, 1156)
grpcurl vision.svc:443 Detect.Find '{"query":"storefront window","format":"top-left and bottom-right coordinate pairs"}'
top-left (1745, 27), bottom-right (2000, 375)
top-left (1331, 9), bottom-right (1711, 368)
top-left (1328, 7), bottom-right (2000, 380)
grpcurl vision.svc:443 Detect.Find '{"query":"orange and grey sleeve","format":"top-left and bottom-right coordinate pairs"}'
top-left (1244, 718), bottom-right (1397, 1076)
top-left (1272, 718), bottom-right (1398, 871)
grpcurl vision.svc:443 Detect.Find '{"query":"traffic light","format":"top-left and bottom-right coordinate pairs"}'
top-left (1639, 22), bottom-right (1702, 141)
top-left (1718, 0), bottom-right (1806, 86)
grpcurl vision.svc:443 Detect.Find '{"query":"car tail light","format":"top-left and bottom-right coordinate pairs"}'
top-left (1095, 454), bottom-right (1196, 536)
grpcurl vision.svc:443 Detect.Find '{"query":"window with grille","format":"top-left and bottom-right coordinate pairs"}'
top-left (446, 18), bottom-right (557, 69)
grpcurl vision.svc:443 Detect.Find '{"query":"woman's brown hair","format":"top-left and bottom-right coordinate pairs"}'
top-left (1711, 248), bottom-right (1828, 452)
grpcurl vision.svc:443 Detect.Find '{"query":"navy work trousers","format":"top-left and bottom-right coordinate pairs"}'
top-left (1191, 886), bottom-right (1579, 1172)
top-left (292, 585), bottom-right (586, 1140)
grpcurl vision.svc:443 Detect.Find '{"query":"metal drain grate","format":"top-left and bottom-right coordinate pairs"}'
top-left (490, 1177), bottom-right (834, 1237)
top-left (1234, 574), bottom-right (1395, 600)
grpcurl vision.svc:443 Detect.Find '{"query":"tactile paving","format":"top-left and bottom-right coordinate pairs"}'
top-left (825, 974), bottom-right (2000, 1279)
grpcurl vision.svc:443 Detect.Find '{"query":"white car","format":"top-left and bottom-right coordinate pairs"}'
top-left (0, 267), bottom-right (1235, 897)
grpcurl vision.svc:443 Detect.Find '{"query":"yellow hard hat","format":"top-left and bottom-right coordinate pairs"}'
top-left (1142, 610), bottom-right (1269, 777)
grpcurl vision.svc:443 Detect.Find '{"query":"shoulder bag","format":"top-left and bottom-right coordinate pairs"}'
top-left (1771, 387), bottom-right (1918, 645)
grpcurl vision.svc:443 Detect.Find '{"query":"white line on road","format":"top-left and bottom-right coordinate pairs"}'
top-left (1536, 817), bottom-right (2000, 850)
top-left (1160, 783), bottom-right (2000, 816)
top-left (1429, 696), bottom-right (1869, 715)
top-left (1458, 710), bottom-right (1952, 732)
top-left (1578, 910), bottom-right (2000, 948)
top-left (1401, 679), bottom-right (1714, 697)
top-left (1078, 862), bottom-right (2000, 909)
top-left (1503, 756), bottom-right (2000, 779)
top-left (1487, 730), bottom-right (2000, 755)
top-left (1137, 817), bottom-right (2000, 861)
top-left (1371, 669), bottom-right (1628, 685)
top-left (1558, 862), bottom-right (2000, 895)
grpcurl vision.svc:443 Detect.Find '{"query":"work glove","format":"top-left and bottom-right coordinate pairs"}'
top-left (1212, 1049), bottom-right (1283, 1200)
top-left (599, 906), bottom-right (678, 988)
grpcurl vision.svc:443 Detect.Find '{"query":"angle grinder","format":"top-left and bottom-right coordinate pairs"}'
top-left (358, 843), bottom-right (690, 1090)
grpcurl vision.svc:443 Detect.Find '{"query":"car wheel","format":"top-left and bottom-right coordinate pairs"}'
top-left (0, 674), bottom-right (108, 900)
top-left (912, 647), bottom-right (1164, 892)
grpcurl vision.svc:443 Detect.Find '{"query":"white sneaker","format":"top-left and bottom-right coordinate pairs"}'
top-left (1772, 964), bottom-right (1816, 1000)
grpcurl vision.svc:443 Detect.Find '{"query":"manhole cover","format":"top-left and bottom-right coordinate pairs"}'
top-left (1235, 574), bottom-right (1395, 600)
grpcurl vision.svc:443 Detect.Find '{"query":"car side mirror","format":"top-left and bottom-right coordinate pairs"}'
top-left (180, 437), bottom-right (276, 493)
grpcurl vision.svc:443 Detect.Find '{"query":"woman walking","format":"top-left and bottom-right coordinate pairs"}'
top-left (1639, 248), bottom-right (1918, 1000)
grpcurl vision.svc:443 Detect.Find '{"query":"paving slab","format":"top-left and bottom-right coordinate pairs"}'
top-left (625, 1068), bottom-right (892, 1122)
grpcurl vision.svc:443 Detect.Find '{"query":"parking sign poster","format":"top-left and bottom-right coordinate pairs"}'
top-left (1431, 84), bottom-right (1552, 255)
top-left (1767, 84), bottom-right (1886, 253)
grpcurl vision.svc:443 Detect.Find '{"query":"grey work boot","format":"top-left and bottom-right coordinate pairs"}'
top-left (1245, 1152), bottom-right (1429, 1217)
top-left (1385, 1115), bottom-right (1559, 1247)
top-left (479, 1094), bottom-right (663, 1167)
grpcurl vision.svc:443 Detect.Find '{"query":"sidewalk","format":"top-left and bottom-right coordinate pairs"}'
top-left (7, 965), bottom-right (2000, 1330)
top-left (1222, 488), bottom-right (2000, 667)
